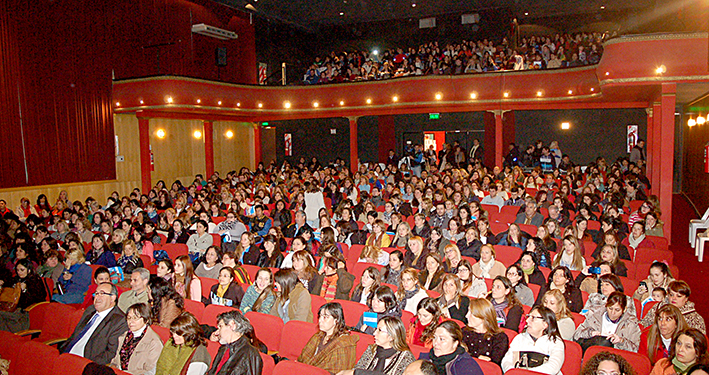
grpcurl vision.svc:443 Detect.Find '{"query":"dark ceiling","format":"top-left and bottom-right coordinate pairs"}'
top-left (213, 0), bottom-right (654, 30)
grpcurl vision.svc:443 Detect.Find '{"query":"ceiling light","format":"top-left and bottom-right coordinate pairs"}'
top-left (225, 130), bottom-right (234, 139)
top-left (339, 100), bottom-right (345, 106)
top-left (470, 93), bottom-right (477, 99)
top-left (524, 12), bottom-right (529, 16)
top-left (339, 12), bottom-right (344, 16)
top-left (600, 5), bottom-right (605, 9)
top-left (561, 122), bottom-right (571, 130)
top-left (166, 96), bottom-right (173, 103)
top-left (236, 102), bottom-right (241, 107)
top-left (115, 102), bottom-right (120, 106)
top-left (156, 129), bottom-right (166, 138)
top-left (435, 93), bottom-right (442, 100)
top-left (411, 3), bottom-right (416, 7)
top-left (284, 101), bottom-right (291, 109)
top-left (313, 102), bottom-right (319, 107)
top-left (372, 49), bottom-right (379, 56)
top-left (536, 91), bottom-right (543, 97)
top-left (366, 98), bottom-right (372, 104)
top-left (503, 92), bottom-right (510, 98)
top-left (688, 118), bottom-right (696, 127)
top-left (655, 65), bottom-right (666, 74)
top-left (698, 115), bottom-right (706, 125)
top-left (217, 101), bottom-right (222, 105)
top-left (605, 72), bottom-right (610, 76)
top-left (257, 103), bottom-right (263, 108)
top-left (193, 130), bottom-right (202, 139)
top-left (568, 90), bottom-right (573, 95)
top-left (196, 99), bottom-right (201, 104)
top-left (139, 100), bottom-right (144, 104)
top-left (392, 96), bottom-right (399, 102)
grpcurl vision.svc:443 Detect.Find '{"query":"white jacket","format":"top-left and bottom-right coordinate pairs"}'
top-left (501, 332), bottom-right (565, 375)
top-left (304, 191), bottom-right (326, 223)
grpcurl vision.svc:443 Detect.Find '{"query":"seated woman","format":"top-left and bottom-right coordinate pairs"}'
top-left (457, 227), bottom-right (483, 260)
top-left (117, 239), bottom-right (144, 276)
top-left (338, 316), bottom-right (415, 375)
top-left (477, 218), bottom-right (496, 246)
top-left (52, 248), bottom-right (92, 304)
top-left (390, 222), bottom-right (412, 249)
top-left (0, 259), bottom-right (47, 332)
top-left (462, 298), bottom-right (509, 365)
top-left (497, 223), bottom-right (528, 250)
top-left (299, 302), bottom-right (358, 374)
top-left (573, 291), bottom-right (641, 353)
top-left (366, 219), bottom-right (392, 249)
top-left (442, 244), bottom-right (463, 274)
top-left (240, 267), bottom-right (276, 314)
top-left (37, 249), bottom-right (64, 283)
top-left (194, 246), bottom-right (223, 280)
top-left (311, 257), bottom-right (355, 301)
top-left (256, 235), bottom-right (284, 268)
top-left (220, 250), bottom-right (251, 285)
top-left (155, 312), bottom-right (211, 375)
top-left (425, 228), bottom-right (450, 259)
top-left (633, 261), bottom-right (675, 303)
top-left (650, 328), bottom-right (708, 375)
top-left (186, 220), bottom-right (214, 260)
top-left (580, 351), bottom-right (638, 375)
top-left (622, 221), bottom-right (656, 252)
top-left (382, 250), bottom-right (404, 285)
top-left (577, 261), bottom-right (614, 296)
top-left (641, 280), bottom-right (706, 334)
top-left (552, 235), bottom-right (586, 272)
top-left (542, 289), bottom-right (576, 341)
top-left (86, 234), bottom-right (117, 268)
top-left (291, 249), bottom-right (318, 292)
top-left (109, 229), bottom-right (127, 256)
top-left (156, 259), bottom-right (175, 285)
top-left (166, 219), bottom-right (190, 244)
top-left (506, 264), bottom-right (534, 307)
top-left (270, 268), bottom-right (313, 323)
top-left (471, 244), bottom-right (506, 279)
top-left (418, 253), bottom-right (445, 291)
top-left (516, 250), bottom-right (547, 287)
top-left (351, 266), bottom-right (381, 305)
top-left (589, 244), bottom-right (628, 277)
top-left (174, 255), bottom-right (202, 302)
top-left (205, 266), bottom-right (244, 307)
top-left (535, 266), bottom-right (584, 313)
top-left (582, 273), bottom-right (637, 318)
top-left (110, 303), bottom-right (163, 374)
top-left (443, 218), bottom-right (465, 243)
top-left (406, 297), bottom-right (442, 348)
top-left (436, 274), bottom-right (470, 323)
top-left (397, 268), bottom-right (429, 314)
top-left (526, 236), bottom-right (552, 270)
top-left (501, 306), bottom-right (565, 375)
top-left (149, 276), bottom-right (184, 328)
top-left (423, 320), bottom-right (484, 375)
top-left (488, 276), bottom-right (524, 332)
top-left (456, 259), bottom-right (487, 298)
top-left (355, 285), bottom-right (401, 335)
top-left (403, 236), bottom-right (429, 271)
top-left (358, 244), bottom-right (390, 266)
top-left (132, 229), bottom-right (155, 264)
top-left (592, 231), bottom-right (631, 261)
top-left (645, 212), bottom-right (664, 238)
top-left (640, 304), bottom-right (689, 365)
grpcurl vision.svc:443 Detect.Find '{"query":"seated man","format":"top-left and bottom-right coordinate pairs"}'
top-left (481, 185), bottom-right (505, 210)
top-left (515, 201), bottom-right (544, 227)
top-left (60, 282), bottom-right (128, 365)
top-left (117, 268), bottom-right (150, 313)
top-left (207, 310), bottom-right (262, 375)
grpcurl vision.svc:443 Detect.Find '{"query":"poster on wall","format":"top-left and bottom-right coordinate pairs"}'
top-left (258, 63), bottom-right (267, 85)
top-left (627, 125), bottom-right (638, 153)
top-left (285, 133), bottom-right (292, 156)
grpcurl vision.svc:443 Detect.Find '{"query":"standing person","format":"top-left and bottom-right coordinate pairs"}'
top-left (299, 302), bottom-right (359, 373)
top-left (501, 306), bottom-right (565, 375)
top-left (206, 310), bottom-right (263, 375)
top-left (630, 139), bottom-right (646, 164)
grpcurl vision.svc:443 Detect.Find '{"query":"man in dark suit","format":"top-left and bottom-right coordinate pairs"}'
top-left (514, 201), bottom-right (544, 227)
top-left (283, 210), bottom-right (312, 238)
top-left (468, 139), bottom-right (483, 162)
top-left (60, 282), bottom-right (128, 365)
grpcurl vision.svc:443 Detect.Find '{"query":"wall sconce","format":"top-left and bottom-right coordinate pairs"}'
top-left (655, 65), bottom-right (666, 74)
top-left (697, 115), bottom-right (706, 125)
top-left (166, 96), bottom-right (173, 103)
top-left (503, 92), bottom-right (510, 98)
top-left (156, 129), bottom-right (166, 138)
top-left (225, 130), bottom-right (234, 139)
top-left (284, 101), bottom-right (291, 109)
top-left (470, 92), bottom-right (477, 99)
top-left (193, 130), bottom-right (202, 139)
top-left (561, 122), bottom-right (571, 130)
top-left (688, 117), bottom-right (696, 127)
top-left (435, 93), bottom-right (442, 100)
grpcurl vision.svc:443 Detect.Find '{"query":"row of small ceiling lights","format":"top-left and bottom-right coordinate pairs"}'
top-left (154, 128), bottom-right (235, 139)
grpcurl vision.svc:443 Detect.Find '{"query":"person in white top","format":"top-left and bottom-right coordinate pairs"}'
top-left (501, 306), bottom-right (565, 375)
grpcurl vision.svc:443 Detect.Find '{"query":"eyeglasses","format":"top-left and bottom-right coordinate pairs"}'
top-left (126, 315), bottom-right (143, 321)
top-left (93, 291), bottom-right (114, 297)
top-left (527, 315), bottom-right (544, 321)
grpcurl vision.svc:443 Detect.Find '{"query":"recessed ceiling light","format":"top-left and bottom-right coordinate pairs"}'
top-left (600, 5), bottom-right (605, 9)
top-left (524, 12), bottom-right (529, 16)
top-left (536, 91), bottom-right (543, 97)
top-left (470, 93), bottom-right (477, 99)
top-left (313, 102), bottom-right (319, 107)
top-left (411, 3), bottom-right (416, 7)
top-left (339, 12), bottom-right (344, 16)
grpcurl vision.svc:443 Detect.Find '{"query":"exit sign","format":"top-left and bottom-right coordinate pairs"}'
top-left (429, 113), bottom-right (440, 120)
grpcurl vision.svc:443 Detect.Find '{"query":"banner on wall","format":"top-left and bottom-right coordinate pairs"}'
top-left (258, 63), bottom-right (267, 85)
top-left (285, 133), bottom-right (292, 156)
top-left (627, 125), bottom-right (638, 153)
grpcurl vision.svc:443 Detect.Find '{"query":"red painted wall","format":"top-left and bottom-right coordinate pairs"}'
top-left (378, 116), bottom-right (396, 163)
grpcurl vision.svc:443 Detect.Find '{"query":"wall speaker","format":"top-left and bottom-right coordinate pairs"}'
top-left (216, 47), bottom-right (227, 67)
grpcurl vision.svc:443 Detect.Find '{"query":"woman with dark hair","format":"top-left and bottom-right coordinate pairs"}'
top-left (240, 268), bottom-right (276, 314)
top-left (86, 234), bottom-right (117, 267)
top-left (194, 246), bottom-right (222, 280)
top-left (271, 199), bottom-right (292, 229)
top-left (501, 306), bottom-right (565, 374)
top-left (582, 273), bottom-right (636, 317)
top-left (650, 328), bottom-right (709, 375)
top-left (37, 249), bottom-right (64, 283)
top-left (422, 320), bottom-right (484, 375)
top-left (497, 223), bottom-right (528, 250)
top-left (311, 257), bottom-right (355, 301)
top-left (487, 276), bottom-right (524, 332)
top-left (456, 259), bottom-right (487, 298)
top-left (516, 251), bottom-right (546, 287)
top-left (526, 236), bottom-right (552, 269)
top-left (641, 304), bottom-right (690, 364)
top-left (580, 351), bottom-right (637, 375)
top-left (418, 253), bottom-right (445, 291)
top-left (382, 250), bottom-right (404, 285)
top-left (155, 312), bottom-right (211, 375)
top-left (406, 297), bottom-right (443, 348)
top-left (437, 273), bottom-right (470, 323)
top-left (351, 266), bottom-right (381, 305)
top-left (355, 285), bottom-right (401, 334)
top-left (149, 276), bottom-right (184, 328)
top-left (205, 266), bottom-right (244, 307)
top-left (505, 264), bottom-right (534, 307)
top-left (256, 235), bottom-right (284, 268)
top-left (642, 280), bottom-right (706, 334)
top-left (573, 291), bottom-right (641, 353)
top-left (270, 268), bottom-right (313, 323)
top-left (633, 261), bottom-right (675, 302)
top-left (337, 316), bottom-right (415, 375)
top-left (0, 259), bottom-right (47, 332)
top-left (156, 259), bottom-right (174, 285)
top-left (299, 302), bottom-right (359, 373)
top-left (535, 266), bottom-right (584, 313)
top-left (166, 219), bottom-right (189, 244)
top-left (462, 298), bottom-right (509, 365)
top-left (174, 255), bottom-right (201, 302)
top-left (110, 303), bottom-right (164, 374)
top-left (291, 249), bottom-right (318, 291)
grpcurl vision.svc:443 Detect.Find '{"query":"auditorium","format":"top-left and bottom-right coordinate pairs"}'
top-left (1, 0), bottom-right (709, 374)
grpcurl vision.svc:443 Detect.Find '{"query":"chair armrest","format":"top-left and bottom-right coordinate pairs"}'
top-left (44, 338), bottom-right (68, 347)
top-left (15, 329), bottom-right (41, 339)
top-left (24, 301), bottom-right (49, 312)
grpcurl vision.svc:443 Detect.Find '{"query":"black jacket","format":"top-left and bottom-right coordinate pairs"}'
top-left (60, 305), bottom-right (129, 365)
top-left (207, 335), bottom-right (263, 375)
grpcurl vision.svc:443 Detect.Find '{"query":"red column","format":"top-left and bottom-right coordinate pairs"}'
top-left (203, 121), bottom-right (214, 178)
top-left (483, 112), bottom-right (496, 168)
top-left (137, 115), bottom-right (152, 195)
top-left (254, 124), bottom-right (262, 167)
top-left (659, 83), bottom-right (676, 243)
top-left (494, 110), bottom-right (504, 168)
top-left (349, 116), bottom-right (359, 173)
top-left (645, 107), bottom-right (654, 193)
top-left (378, 115), bottom-right (395, 164)
top-left (652, 102), bottom-right (662, 195)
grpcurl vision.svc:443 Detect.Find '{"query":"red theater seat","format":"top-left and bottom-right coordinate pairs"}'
top-left (15, 340), bottom-right (60, 375)
top-left (245, 311), bottom-right (284, 351)
top-left (52, 353), bottom-right (93, 375)
top-left (202, 304), bottom-right (237, 327)
top-left (562, 340), bottom-right (582, 375)
top-left (583, 346), bottom-right (651, 375)
top-left (277, 320), bottom-right (319, 360)
top-left (273, 360), bottom-right (329, 375)
top-left (474, 357), bottom-right (502, 375)
top-left (184, 299), bottom-right (205, 321)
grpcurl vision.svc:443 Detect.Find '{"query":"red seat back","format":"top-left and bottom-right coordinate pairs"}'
top-left (351, 331), bottom-right (374, 358)
top-left (38, 303), bottom-right (77, 342)
top-left (202, 304), bottom-right (237, 327)
top-left (17, 342), bottom-right (59, 375)
top-left (261, 352), bottom-right (276, 375)
top-left (52, 353), bottom-right (93, 375)
top-left (501, 327), bottom-right (518, 342)
top-left (242, 264), bottom-right (261, 281)
top-left (474, 357), bottom-right (502, 375)
top-left (351, 262), bottom-right (384, 285)
top-left (245, 311), bottom-right (285, 352)
top-left (409, 344), bottom-right (429, 359)
top-left (162, 243), bottom-right (188, 259)
top-left (634, 248), bottom-right (673, 265)
top-left (335, 299), bottom-right (370, 327)
top-left (277, 320), bottom-right (319, 360)
top-left (562, 340), bottom-right (582, 375)
top-left (201, 277), bottom-right (219, 299)
top-left (273, 360), bottom-right (330, 375)
top-left (583, 346), bottom-right (652, 375)
top-left (571, 312), bottom-right (585, 328)
top-left (184, 299), bottom-right (205, 321)
top-left (151, 324), bottom-right (171, 343)
top-left (494, 245), bottom-right (523, 266)
top-left (311, 294), bottom-right (327, 318)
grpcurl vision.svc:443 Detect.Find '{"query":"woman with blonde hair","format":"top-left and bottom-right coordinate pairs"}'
top-left (391, 222), bottom-right (412, 248)
top-left (552, 235), bottom-right (586, 271)
top-left (358, 244), bottom-right (389, 266)
top-left (117, 239), bottom-right (144, 275)
top-left (443, 243), bottom-right (462, 273)
top-left (397, 268), bottom-right (429, 314)
top-left (404, 236), bottom-right (428, 270)
top-left (462, 298), bottom-right (509, 365)
top-left (292, 249), bottom-right (318, 291)
top-left (436, 273), bottom-right (470, 323)
top-left (338, 316), bottom-right (415, 375)
top-left (471, 244), bottom-right (506, 279)
top-left (542, 289), bottom-right (575, 340)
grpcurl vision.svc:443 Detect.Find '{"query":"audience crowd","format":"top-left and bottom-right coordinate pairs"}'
top-left (0, 137), bottom-right (706, 375)
top-left (303, 32), bottom-right (608, 85)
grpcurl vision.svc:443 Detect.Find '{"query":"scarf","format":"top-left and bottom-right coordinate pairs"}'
top-left (672, 357), bottom-right (694, 375)
top-left (320, 273), bottom-right (339, 300)
top-left (120, 330), bottom-right (144, 369)
top-left (216, 284), bottom-right (228, 298)
top-left (372, 347), bottom-right (397, 372)
top-left (430, 346), bottom-right (466, 375)
top-left (404, 286), bottom-right (420, 300)
top-left (628, 233), bottom-right (646, 250)
top-left (521, 265), bottom-right (534, 275)
top-left (155, 339), bottom-right (197, 375)
top-left (478, 258), bottom-right (495, 278)
top-left (491, 298), bottom-right (509, 326)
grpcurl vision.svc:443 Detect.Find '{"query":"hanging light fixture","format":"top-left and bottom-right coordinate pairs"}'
top-left (688, 117), bottom-right (696, 127)
top-left (697, 114), bottom-right (706, 125)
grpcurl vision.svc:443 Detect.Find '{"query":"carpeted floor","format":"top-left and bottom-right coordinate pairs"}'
top-left (668, 194), bottom-right (709, 319)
